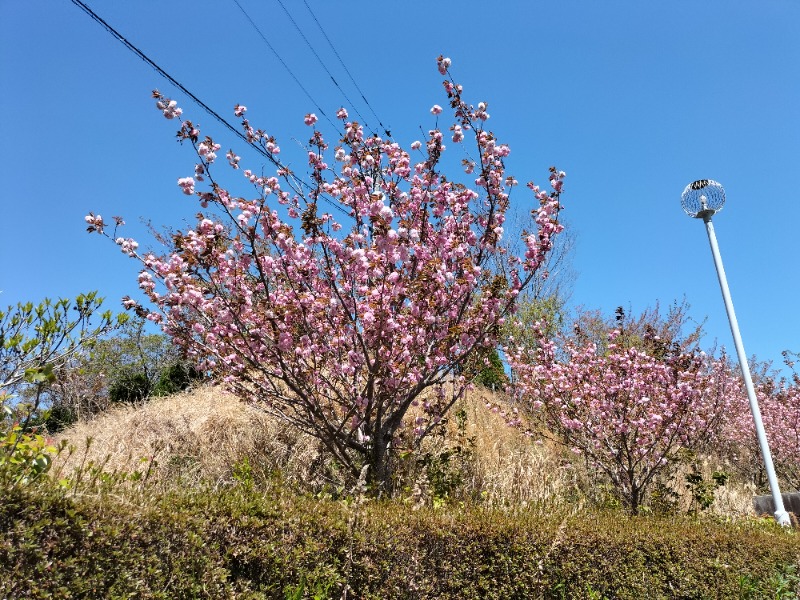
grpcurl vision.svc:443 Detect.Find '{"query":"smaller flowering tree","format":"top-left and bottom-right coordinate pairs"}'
top-left (87, 57), bottom-right (565, 490)
top-left (723, 360), bottom-right (800, 492)
top-left (760, 380), bottom-right (800, 491)
top-left (0, 293), bottom-right (122, 397)
top-left (507, 312), bottom-right (738, 514)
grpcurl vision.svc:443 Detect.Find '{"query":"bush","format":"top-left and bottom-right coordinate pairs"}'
top-left (152, 363), bottom-right (203, 397)
top-left (42, 404), bottom-right (78, 434)
top-left (2, 474), bottom-right (799, 599)
top-left (108, 370), bottom-right (151, 404)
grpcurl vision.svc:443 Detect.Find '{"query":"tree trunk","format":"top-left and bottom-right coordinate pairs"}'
top-left (628, 486), bottom-right (641, 515)
top-left (367, 434), bottom-right (392, 495)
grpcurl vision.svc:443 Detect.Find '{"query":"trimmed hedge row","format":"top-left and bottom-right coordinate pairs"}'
top-left (2, 481), bottom-right (799, 599)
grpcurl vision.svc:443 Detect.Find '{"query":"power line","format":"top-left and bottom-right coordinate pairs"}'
top-left (70, 0), bottom-right (266, 159)
top-left (302, 0), bottom-right (391, 138)
top-left (230, 0), bottom-right (341, 133)
top-left (271, 0), bottom-right (375, 134)
top-left (68, 0), bottom-right (350, 217)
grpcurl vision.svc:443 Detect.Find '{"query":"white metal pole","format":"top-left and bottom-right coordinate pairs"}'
top-left (703, 214), bottom-right (790, 526)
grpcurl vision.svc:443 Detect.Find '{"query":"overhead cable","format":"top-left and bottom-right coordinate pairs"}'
top-left (230, 0), bottom-right (341, 133)
top-left (69, 0), bottom-right (350, 217)
top-left (302, 0), bottom-right (391, 138)
top-left (271, 0), bottom-right (374, 134)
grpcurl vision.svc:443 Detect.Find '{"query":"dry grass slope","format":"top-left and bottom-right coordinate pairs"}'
top-left (52, 384), bottom-right (758, 515)
top-left (54, 386), bottom-right (324, 489)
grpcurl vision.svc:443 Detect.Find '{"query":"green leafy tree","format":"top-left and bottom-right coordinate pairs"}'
top-left (42, 316), bottom-right (198, 418)
top-left (0, 293), bottom-right (122, 397)
top-left (0, 293), bottom-right (123, 477)
top-left (152, 363), bottom-right (203, 397)
top-left (502, 292), bottom-right (567, 353)
top-left (469, 348), bottom-right (508, 389)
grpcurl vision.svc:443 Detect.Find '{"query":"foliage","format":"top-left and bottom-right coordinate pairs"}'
top-left (507, 305), bottom-right (738, 514)
top-left (468, 347), bottom-right (508, 390)
top-left (25, 316), bottom-right (199, 424)
top-left (152, 362), bottom-right (203, 397)
top-left (1, 361), bottom-right (63, 487)
top-left (0, 400), bottom-right (57, 487)
top-left (0, 293), bottom-right (127, 467)
top-left (87, 57), bottom-right (565, 489)
top-left (394, 406), bottom-right (478, 507)
top-left (3, 473), bottom-right (800, 599)
top-left (108, 370), bottom-right (152, 404)
top-left (685, 466), bottom-right (729, 514)
top-left (89, 315), bottom-right (180, 391)
top-left (0, 293), bottom-right (123, 397)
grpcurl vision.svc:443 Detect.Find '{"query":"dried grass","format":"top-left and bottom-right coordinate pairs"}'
top-left (449, 388), bottom-right (580, 507)
top-left (52, 384), bottom-right (758, 516)
top-left (53, 385), bottom-right (327, 490)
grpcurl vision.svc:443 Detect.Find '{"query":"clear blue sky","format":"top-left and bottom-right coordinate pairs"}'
top-left (1, 1), bottom-right (798, 371)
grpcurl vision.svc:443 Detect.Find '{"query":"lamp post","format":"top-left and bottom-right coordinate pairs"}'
top-left (681, 179), bottom-right (790, 526)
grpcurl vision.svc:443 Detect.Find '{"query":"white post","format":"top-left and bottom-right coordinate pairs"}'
top-left (703, 214), bottom-right (791, 526)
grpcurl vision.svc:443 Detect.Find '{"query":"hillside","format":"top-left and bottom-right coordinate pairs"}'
top-left (52, 385), bottom-right (756, 515)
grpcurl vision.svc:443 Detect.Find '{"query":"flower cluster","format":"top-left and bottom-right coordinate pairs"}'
top-left (89, 58), bottom-right (565, 487)
top-left (115, 237), bottom-right (139, 257)
top-left (156, 97), bottom-right (182, 120)
top-left (720, 364), bottom-right (800, 490)
top-left (437, 55), bottom-right (451, 75)
top-left (84, 213), bottom-right (104, 234)
top-left (177, 177), bottom-right (195, 195)
top-left (508, 323), bottom-right (737, 513)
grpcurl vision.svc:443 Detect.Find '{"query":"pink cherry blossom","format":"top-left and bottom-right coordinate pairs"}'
top-left (720, 361), bottom-right (800, 491)
top-left (226, 150), bottom-right (241, 169)
top-left (89, 58), bottom-right (565, 491)
top-left (115, 237), bottom-right (139, 257)
top-left (177, 177), bottom-right (195, 195)
top-left (507, 317), bottom-right (737, 514)
top-left (84, 213), bottom-right (104, 234)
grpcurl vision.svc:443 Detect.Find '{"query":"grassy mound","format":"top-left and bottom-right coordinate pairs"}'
top-left (3, 387), bottom-right (798, 597)
top-left (52, 386), bottom-right (326, 489)
top-left (52, 385), bottom-right (758, 515)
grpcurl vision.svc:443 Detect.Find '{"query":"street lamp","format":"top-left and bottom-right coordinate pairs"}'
top-left (681, 179), bottom-right (790, 526)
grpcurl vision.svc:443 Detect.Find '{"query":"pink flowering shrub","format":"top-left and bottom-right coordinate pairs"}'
top-left (748, 379), bottom-right (800, 491)
top-left (763, 377), bottom-right (800, 491)
top-left (88, 58), bottom-right (564, 490)
top-left (507, 310), bottom-right (738, 514)
top-left (722, 361), bottom-right (800, 492)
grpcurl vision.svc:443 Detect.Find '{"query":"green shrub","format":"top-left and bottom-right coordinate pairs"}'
top-left (108, 370), bottom-right (151, 404)
top-left (39, 403), bottom-right (78, 434)
top-left (3, 474), bottom-right (800, 599)
top-left (0, 415), bottom-right (56, 487)
top-left (152, 363), bottom-right (203, 397)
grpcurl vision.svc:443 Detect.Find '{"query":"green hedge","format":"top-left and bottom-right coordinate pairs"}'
top-left (2, 480), bottom-right (799, 599)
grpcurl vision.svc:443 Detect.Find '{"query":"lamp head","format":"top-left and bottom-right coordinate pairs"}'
top-left (681, 179), bottom-right (725, 219)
